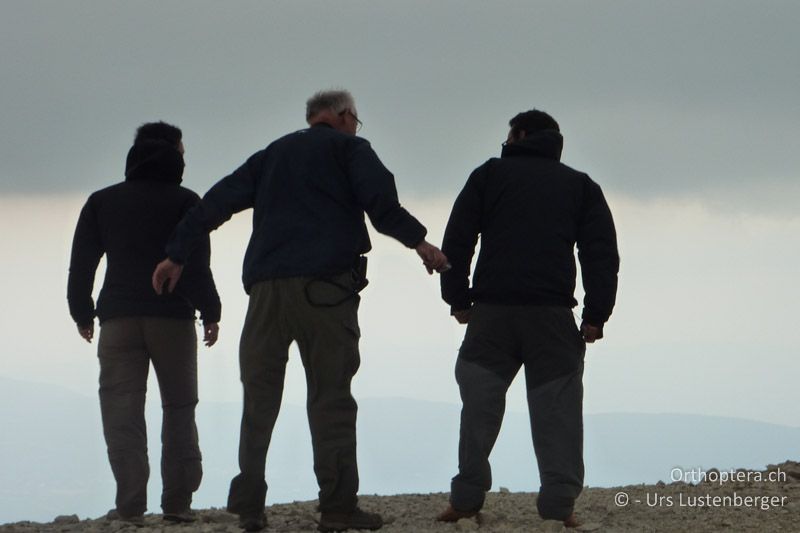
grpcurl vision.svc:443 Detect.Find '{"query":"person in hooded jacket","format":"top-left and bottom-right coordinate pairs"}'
top-left (67, 122), bottom-right (221, 525)
top-left (436, 110), bottom-right (619, 528)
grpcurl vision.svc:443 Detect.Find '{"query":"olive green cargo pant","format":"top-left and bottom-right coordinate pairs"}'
top-left (227, 273), bottom-right (362, 517)
top-left (97, 317), bottom-right (201, 517)
top-left (449, 304), bottom-right (586, 521)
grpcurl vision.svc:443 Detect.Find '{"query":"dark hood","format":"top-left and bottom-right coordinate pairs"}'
top-left (125, 140), bottom-right (185, 184)
top-left (501, 129), bottom-right (563, 161)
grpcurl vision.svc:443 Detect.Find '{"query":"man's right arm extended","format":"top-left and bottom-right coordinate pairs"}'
top-left (153, 151), bottom-right (264, 294)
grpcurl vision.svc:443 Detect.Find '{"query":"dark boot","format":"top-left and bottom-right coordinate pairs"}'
top-left (318, 507), bottom-right (383, 532)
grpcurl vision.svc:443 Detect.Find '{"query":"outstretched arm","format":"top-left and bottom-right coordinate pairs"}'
top-left (346, 140), bottom-right (447, 273)
top-left (154, 151), bottom-right (265, 293)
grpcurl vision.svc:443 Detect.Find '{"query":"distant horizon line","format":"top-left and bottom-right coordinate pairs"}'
top-left (2, 374), bottom-right (798, 430)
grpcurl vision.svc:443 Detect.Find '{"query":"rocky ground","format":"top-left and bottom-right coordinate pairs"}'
top-left (2, 461), bottom-right (798, 532)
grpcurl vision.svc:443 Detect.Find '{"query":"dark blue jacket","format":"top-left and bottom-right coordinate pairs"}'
top-left (167, 123), bottom-right (427, 292)
top-left (440, 130), bottom-right (619, 326)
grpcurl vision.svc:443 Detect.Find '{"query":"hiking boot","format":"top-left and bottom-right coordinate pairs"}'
top-left (238, 512), bottom-right (267, 532)
top-left (436, 504), bottom-right (479, 522)
top-left (105, 509), bottom-right (146, 527)
top-left (318, 507), bottom-right (383, 532)
top-left (163, 509), bottom-right (196, 523)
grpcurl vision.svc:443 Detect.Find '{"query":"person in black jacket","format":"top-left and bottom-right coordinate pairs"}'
top-left (152, 90), bottom-right (448, 532)
top-left (67, 122), bottom-right (221, 525)
top-left (437, 110), bottom-right (619, 528)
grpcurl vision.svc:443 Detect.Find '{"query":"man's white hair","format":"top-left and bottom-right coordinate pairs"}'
top-left (306, 89), bottom-right (355, 122)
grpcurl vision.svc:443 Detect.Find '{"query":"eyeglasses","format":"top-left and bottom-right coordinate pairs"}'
top-left (339, 109), bottom-right (363, 132)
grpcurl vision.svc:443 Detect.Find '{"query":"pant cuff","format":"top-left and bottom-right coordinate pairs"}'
top-left (450, 477), bottom-right (486, 512)
top-left (227, 473), bottom-right (267, 516)
top-left (536, 492), bottom-right (576, 520)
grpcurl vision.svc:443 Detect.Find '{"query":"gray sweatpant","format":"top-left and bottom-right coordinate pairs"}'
top-left (97, 317), bottom-right (201, 517)
top-left (450, 304), bottom-right (586, 520)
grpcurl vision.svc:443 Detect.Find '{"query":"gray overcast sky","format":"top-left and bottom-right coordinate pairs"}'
top-left (2, 0), bottom-right (798, 211)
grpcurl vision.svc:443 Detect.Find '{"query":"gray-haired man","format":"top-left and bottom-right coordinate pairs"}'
top-left (153, 90), bottom-right (448, 532)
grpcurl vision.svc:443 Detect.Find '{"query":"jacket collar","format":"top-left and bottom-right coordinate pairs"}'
top-left (124, 140), bottom-right (184, 184)
top-left (501, 129), bottom-right (563, 161)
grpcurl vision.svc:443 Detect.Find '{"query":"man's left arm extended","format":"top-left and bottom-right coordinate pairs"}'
top-left (347, 141), bottom-right (447, 272)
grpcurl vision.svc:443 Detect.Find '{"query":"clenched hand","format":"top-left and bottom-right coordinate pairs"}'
top-left (452, 309), bottom-right (471, 324)
top-left (203, 322), bottom-right (219, 347)
top-left (580, 322), bottom-right (604, 343)
top-left (77, 322), bottom-right (94, 343)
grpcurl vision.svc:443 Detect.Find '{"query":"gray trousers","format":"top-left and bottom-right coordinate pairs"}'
top-left (450, 304), bottom-right (586, 521)
top-left (227, 273), bottom-right (362, 517)
top-left (97, 317), bottom-right (201, 517)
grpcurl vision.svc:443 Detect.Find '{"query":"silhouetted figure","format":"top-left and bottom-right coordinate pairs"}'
top-left (151, 90), bottom-right (448, 532)
top-left (67, 122), bottom-right (220, 525)
top-left (437, 110), bottom-right (619, 528)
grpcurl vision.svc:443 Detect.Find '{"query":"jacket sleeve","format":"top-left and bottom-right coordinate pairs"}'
top-left (576, 177), bottom-right (620, 326)
top-left (67, 197), bottom-right (104, 327)
top-left (346, 140), bottom-right (427, 248)
top-left (175, 194), bottom-right (222, 324)
top-left (440, 164), bottom-right (486, 312)
top-left (166, 150), bottom-right (265, 264)
top-left (178, 232), bottom-right (222, 324)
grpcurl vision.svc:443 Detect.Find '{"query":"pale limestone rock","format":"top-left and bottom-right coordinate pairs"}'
top-left (455, 518), bottom-right (480, 531)
top-left (540, 519), bottom-right (566, 532)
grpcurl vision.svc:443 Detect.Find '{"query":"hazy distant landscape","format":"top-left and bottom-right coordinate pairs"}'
top-left (2, 376), bottom-right (798, 524)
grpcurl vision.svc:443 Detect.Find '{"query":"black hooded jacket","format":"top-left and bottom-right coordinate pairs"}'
top-left (67, 140), bottom-right (221, 327)
top-left (440, 130), bottom-right (619, 326)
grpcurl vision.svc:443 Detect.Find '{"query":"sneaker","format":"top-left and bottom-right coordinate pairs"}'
top-left (163, 509), bottom-right (197, 523)
top-left (105, 509), bottom-right (146, 527)
top-left (318, 507), bottom-right (383, 532)
top-left (435, 504), bottom-right (479, 522)
top-left (238, 512), bottom-right (267, 532)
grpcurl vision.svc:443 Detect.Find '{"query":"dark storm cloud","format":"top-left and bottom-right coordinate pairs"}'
top-left (1, 0), bottom-right (798, 212)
